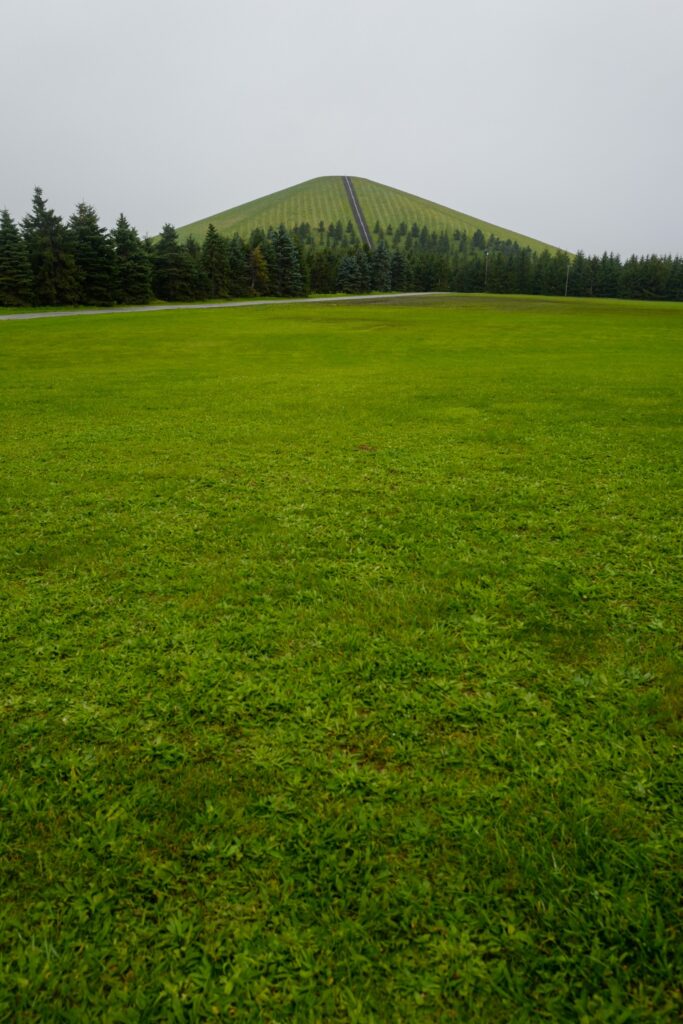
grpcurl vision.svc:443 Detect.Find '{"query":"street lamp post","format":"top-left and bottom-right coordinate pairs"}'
top-left (484, 249), bottom-right (489, 289)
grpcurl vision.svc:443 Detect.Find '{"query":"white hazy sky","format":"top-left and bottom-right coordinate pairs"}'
top-left (3, 0), bottom-right (682, 255)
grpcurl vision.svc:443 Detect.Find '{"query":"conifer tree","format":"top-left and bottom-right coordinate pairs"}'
top-left (336, 254), bottom-right (361, 293)
top-left (69, 202), bottom-right (115, 305)
top-left (249, 244), bottom-right (270, 295)
top-left (272, 226), bottom-right (305, 296)
top-left (201, 224), bottom-right (229, 297)
top-left (0, 209), bottom-right (34, 305)
top-left (22, 187), bottom-right (79, 305)
top-left (112, 215), bottom-right (152, 305)
top-left (390, 249), bottom-right (408, 291)
top-left (183, 236), bottom-right (209, 299)
top-left (370, 239), bottom-right (392, 291)
top-left (309, 248), bottom-right (338, 292)
top-left (357, 249), bottom-right (372, 292)
top-left (226, 235), bottom-right (251, 296)
top-left (152, 224), bottom-right (195, 301)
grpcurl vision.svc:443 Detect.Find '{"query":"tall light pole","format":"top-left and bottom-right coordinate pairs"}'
top-left (484, 249), bottom-right (489, 289)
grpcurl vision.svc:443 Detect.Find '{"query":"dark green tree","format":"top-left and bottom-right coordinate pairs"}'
top-left (183, 236), bottom-right (209, 299)
top-left (69, 202), bottom-right (115, 305)
top-left (249, 244), bottom-right (270, 294)
top-left (201, 224), bottom-right (229, 297)
top-left (370, 240), bottom-right (392, 291)
top-left (272, 226), bottom-right (305, 296)
top-left (390, 249), bottom-right (408, 291)
top-left (226, 235), bottom-right (251, 296)
top-left (112, 215), bottom-right (152, 305)
top-left (336, 254), bottom-right (361, 293)
top-left (22, 187), bottom-right (79, 305)
top-left (152, 224), bottom-right (196, 301)
top-left (309, 248), bottom-right (338, 292)
top-left (0, 209), bottom-right (34, 305)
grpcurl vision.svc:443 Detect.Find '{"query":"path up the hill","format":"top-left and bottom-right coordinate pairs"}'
top-left (343, 176), bottom-right (373, 247)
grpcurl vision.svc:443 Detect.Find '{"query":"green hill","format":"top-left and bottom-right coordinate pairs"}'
top-left (175, 176), bottom-right (562, 253)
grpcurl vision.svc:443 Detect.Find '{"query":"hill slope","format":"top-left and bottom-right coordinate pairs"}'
top-left (175, 177), bottom-right (350, 245)
top-left (175, 176), bottom-right (561, 253)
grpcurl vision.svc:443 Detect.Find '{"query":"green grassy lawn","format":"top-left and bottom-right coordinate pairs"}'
top-left (1, 295), bottom-right (681, 1022)
top-left (351, 179), bottom-right (562, 253)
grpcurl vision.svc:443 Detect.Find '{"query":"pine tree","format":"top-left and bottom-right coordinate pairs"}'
top-left (183, 236), bottom-right (209, 299)
top-left (226, 235), bottom-right (251, 296)
top-left (69, 202), bottom-right (115, 305)
top-left (370, 240), bottom-right (392, 291)
top-left (390, 249), bottom-right (408, 291)
top-left (309, 248), bottom-right (338, 292)
top-left (112, 215), bottom-right (152, 305)
top-left (272, 226), bottom-right (305, 296)
top-left (249, 244), bottom-right (270, 295)
top-left (152, 224), bottom-right (195, 301)
top-left (22, 187), bottom-right (79, 305)
top-left (472, 228), bottom-right (486, 250)
top-left (356, 249), bottom-right (372, 292)
top-left (201, 224), bottom-right (229, 297)
top-left (0, 209), bottom-right (34, 305)
top-left (336, 254), bottom-right (361, 293)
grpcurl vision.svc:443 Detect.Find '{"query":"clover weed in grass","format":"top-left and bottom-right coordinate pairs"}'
top-left (1, 295), bottom-right (682, 1022)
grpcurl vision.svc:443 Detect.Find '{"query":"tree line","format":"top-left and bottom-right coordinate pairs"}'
top-left (1, 187), bottom-right (682, 307)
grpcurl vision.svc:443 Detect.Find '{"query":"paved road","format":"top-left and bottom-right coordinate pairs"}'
top-left (0, 293), bottom-right (450, 323)
top-left (342, 176), bottom-right (373, 248)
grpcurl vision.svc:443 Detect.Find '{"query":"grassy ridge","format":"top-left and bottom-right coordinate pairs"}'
top-left (1, 295), bottom-right (681, 1021)
top-left (175, 176), bottom-right (562, 252)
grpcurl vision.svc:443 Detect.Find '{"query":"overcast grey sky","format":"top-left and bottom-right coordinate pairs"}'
top-left (3, 0), bottom-right (682, 255)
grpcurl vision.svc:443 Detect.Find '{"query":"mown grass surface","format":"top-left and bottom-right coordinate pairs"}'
top-left (1, 295), bottom-right (681, 1022)
top-left (351, 179), bottom-right (561, 254)
top-left (175, 177), bottom-right (352, 243)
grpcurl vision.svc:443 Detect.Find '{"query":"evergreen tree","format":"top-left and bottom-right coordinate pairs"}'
top-left (472, 228), bottom-right (486, 250)
top-left (69, 202), bottom-right (115, 305)
top-left (336, 254), bottom-right (361, 293)
top-left (390, 249), bottom-right (408, 291)
top-left (183, 236), bottom-right (209, 299)
top-left (272, 226), bottom-right (305, 296)
top-left (201, 224), bottom-right (229, 297)
top-left (152, 224), bottom-right (195, 301)
top-left (22, 187), bottom-right (79, 305)
top-left (309, 248), bottom-right (338, 292)
top-left (356, 249), bottom-right (372, 292)
top-left (226, 235), bottom-right (251, 296)
top-left (249, 244), bottom-right (270, 294)
top-left (112, 214), bottom-right (152, 305)
top-left (567, 251), bottom-right (590, 297)
top-left (370, 240), bottom-right (392, 291)
top-left (0, 209), bottom-right (34, 305)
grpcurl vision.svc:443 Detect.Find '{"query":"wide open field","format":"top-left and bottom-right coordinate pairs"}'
top-left (1, 295), bottom-right (681, 1022)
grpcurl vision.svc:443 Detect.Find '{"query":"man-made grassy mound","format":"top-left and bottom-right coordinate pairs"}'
top-left (175, 175), bottom-right (561, 252)
top-left (1, 295), bottom-right (681, 1021)
top-left (175, 176), bottom-right (351, 244)
top-left (352, 176), bottom-right (559, 252)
